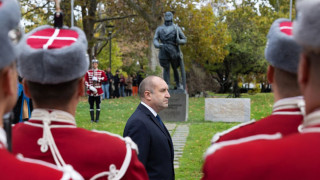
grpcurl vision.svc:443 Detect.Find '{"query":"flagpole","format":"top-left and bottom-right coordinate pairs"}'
top-left (289, 0), bottom-right (293, 21)
top-left (71, 0), bottom-right (74, 27)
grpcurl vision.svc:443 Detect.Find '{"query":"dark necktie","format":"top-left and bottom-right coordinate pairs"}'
top-left (156, 115), bottom-right (165, 128)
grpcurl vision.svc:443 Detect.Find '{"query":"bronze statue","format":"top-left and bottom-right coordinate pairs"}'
top-left (154, 11), bottom-right (187, 90)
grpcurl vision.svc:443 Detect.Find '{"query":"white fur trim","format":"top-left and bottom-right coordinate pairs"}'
top-left (265, 18), bottom-right (301, 73)
top-left (17, 25), bottom-right (89, 84)
top-left (0, 0), bottom-right (21, 69)
top-left (293, 0), bottom-right (320, 50)
top-left (205, 133), bottom-right (282, 159)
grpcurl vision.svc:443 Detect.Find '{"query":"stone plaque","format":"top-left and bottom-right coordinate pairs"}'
top-left (159, 90), bottom-right (188, 121)
top-left (205, 98), bottom-right (250, 122)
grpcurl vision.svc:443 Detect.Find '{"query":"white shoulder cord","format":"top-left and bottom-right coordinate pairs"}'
top-left (89, 137), bottom-right (133, 180)
top-left (29, 110), bottom-right (82, 179)
top-left (37, 115), bottom-right (66, 168)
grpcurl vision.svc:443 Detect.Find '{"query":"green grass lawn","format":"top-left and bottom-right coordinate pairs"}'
top-left (75, 93), bottom-right (274, 179)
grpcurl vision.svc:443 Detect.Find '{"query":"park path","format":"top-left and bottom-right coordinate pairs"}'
top-left (165, 123), bottom-right (190, 168)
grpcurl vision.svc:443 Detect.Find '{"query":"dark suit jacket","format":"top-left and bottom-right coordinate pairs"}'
top-left (123, 103), bottom-right (175, 180)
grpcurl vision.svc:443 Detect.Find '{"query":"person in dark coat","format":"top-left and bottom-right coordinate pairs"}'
top-left (113, 70), bottom-right (120, 98)
top-left (123, 76), bottom-right (174, 180)
top-left (132, 74), bottom-right (138, 96)
top-left (104, 67), bottom-right (113, 99)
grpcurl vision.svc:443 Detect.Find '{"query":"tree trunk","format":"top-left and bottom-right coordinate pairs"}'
top-left (148, 31), bottom-right (159, 71)
top-left (60, 0), bottom-right (72, 27)
top-left (232, 78), bottom-right (240, 98)
top-left (123, 0), bottom-right (163, 72)
top-left (82, 0), bottom-right (97, 61)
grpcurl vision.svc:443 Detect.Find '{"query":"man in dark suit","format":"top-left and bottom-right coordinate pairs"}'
top-left (123, 76), bottom-right (174, 180)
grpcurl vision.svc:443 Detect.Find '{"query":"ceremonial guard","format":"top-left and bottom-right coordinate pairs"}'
top-left (212, 18), bottom-right (304, 144)
top-left (85, 58), bottom-right (107, 122)
top-left (0, 0), bottom-right (82, 179)
top-left (202, 3), bottom-right (320, 179)
top-left (11, 18), bottom-right (148, 179)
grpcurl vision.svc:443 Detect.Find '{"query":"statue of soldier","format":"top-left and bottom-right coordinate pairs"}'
top-left (154, 11), bottom-right (187, 89)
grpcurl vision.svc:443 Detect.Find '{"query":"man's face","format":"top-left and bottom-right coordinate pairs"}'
top-left (93, 62), bottom-right (98, 69)
top-left (107, 68), bottom-right (111, 72)
top-left (150, 78), bottom-right (170, 112)
top-left (164, 12), bottom-right (173, 22)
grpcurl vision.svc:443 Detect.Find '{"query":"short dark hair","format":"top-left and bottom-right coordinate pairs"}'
top-left (138, 76), bottom-right (156, 98)
top-left (26, 78), bottom-right (81, 107)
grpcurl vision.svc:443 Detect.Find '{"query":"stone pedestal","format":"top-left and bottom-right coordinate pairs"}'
top-left (159, 90), bottom-right (188, 121)
top-left (205, 98), bottom-right (250, 122)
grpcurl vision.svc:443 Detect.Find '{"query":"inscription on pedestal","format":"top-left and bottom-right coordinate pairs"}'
top-left (159, 91), bottom-right (188, 122)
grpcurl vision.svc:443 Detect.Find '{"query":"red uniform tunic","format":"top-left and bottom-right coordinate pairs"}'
top-left (0, 128), bottom-right (83, 180)
top-left (202, 110), bottom-right (320, 180)
top-left (85, 69), bottom-right (107, 96)
top-left (12, 109), bottom-right (148, 180)
top-left (212, 96), bottom-right (305, 143)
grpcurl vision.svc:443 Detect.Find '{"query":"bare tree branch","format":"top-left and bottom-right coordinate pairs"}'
top-left (94, 31), bottom-right (118, 41)
top-left (94, 37), bottom-right (109, 41)
top-left (95, 30), bottom-right (119, 56)
top-left (94, 14), bottom-right (138, 23)
top-left (96, 41), bottom-right (108, 56)
top-left (93, 23), bottom-right (104, 34)
top-left (123, 0), bottom-right (154, 24)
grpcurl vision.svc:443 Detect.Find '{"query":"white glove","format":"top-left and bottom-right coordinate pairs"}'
top-left (92, 76), bottom-right (98, 81)
top-left (89, 86), bottom-right (97, 93)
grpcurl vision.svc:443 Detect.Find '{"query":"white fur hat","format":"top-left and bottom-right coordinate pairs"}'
top-left (265, 18), bottom-right (301, 74)
top-left (293, 0), bottom-right (320, 51)
top-left (17, 25), bottom-right (89, 84)
top-left (0, 0), bottom-right (21, 70)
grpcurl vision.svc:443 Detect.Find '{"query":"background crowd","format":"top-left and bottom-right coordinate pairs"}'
top-left (101, 68), bottom-right (145, 99)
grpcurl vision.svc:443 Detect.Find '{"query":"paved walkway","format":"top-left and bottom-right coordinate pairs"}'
top-left (165, 123), bottom-right (190, 168)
